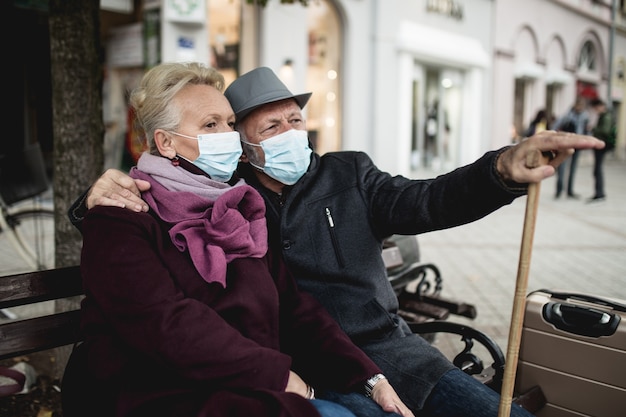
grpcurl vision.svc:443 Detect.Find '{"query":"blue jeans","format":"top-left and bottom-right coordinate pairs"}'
top-left (421, 368), bottom-right (535, 417)
top-left (311, 399), bottom-right (358, 417)
top-left (319, 391), bottom-right (402, 417)
top-left (592, 148), bottom-right (607, 198)
top-left (556, 149), bottom-right (580, 196)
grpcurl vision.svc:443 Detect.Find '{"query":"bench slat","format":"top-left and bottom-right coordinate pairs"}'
top-left (0, 310), bottom-right (82, 360)
top-left (0, 265), bottom-right (82, 309)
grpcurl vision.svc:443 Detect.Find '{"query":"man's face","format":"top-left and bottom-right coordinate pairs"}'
top-left (239, 99), bottom-right (306, 168)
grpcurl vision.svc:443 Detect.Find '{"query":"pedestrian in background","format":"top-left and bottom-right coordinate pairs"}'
top-left (552, 97), bottom-right (590, 199)
top-left (523, 109), bottom-right (548, 138)
top-left (588, 98), bottom-right (616, 202)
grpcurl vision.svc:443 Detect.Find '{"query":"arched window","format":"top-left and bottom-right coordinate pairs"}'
top-left (578, 40), bottom-right (597, 74)
top-left (576, 39), bottom-right (600, 100)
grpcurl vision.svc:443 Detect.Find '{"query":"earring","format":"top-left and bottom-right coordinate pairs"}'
top-left (171, 156), bottom-right (180, 166)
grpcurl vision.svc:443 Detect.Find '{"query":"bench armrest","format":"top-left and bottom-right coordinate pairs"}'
top-left (407, 320), bottom-right (506, 393)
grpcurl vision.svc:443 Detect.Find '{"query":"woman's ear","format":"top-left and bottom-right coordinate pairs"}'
top-left (155, 129), bottom-right (176, 158)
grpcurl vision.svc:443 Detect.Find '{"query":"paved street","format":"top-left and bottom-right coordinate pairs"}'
top-left (2, 150), bottom-right (625, 363)
top-left (418, 150), bottom-right (626, 359)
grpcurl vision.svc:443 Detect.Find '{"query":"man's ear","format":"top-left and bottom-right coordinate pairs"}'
top-left (155, 129), bottom-right (176, 158)
top-left (240, 151), bottom-right (249, 163)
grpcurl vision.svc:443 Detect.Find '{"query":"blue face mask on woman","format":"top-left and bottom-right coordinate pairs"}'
top-left (242, 129), bottom-right (312, 185)
top-left (171, 131), bottom-right (243, 182)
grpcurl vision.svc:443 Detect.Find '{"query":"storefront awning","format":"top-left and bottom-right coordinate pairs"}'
top-left (545, 69), bottom-right (573, 85)
top-left (514, 62), bottom-right (544, 79)
top-left (396, 21), bottom-right (490, 68)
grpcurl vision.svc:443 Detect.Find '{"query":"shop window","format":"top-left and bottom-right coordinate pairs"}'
top-left (417, 67), bottom-right (460, 170)
top-left (305, 0), bottom-right (341, 154)
top-left (208, 0), bottom-right (241, 86)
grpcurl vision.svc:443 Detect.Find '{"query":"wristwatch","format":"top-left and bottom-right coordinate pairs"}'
top-left (364, 373), bottom-right (387, 397)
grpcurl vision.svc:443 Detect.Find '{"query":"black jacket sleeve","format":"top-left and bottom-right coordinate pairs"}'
top-left (67, 187), bottom-right (91, 233)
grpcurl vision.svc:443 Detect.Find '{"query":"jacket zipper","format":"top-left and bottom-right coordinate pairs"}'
top-left (325, 207), bottom-right (345, 268)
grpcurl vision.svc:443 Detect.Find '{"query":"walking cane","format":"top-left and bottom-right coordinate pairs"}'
top-left (497, 149), bottom-right (549, 417)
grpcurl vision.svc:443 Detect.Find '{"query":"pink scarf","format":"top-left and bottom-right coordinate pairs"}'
top-left (130, 153), bottom-right (268, 288)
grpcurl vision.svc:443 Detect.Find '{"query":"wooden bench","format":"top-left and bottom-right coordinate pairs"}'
top-left (0, 261), bottom-right (544, 413)
top-left (0, 265), bottom-right (83, 362)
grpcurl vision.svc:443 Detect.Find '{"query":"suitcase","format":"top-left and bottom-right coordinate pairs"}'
top-left (516, 289), bottom-right (626, 417)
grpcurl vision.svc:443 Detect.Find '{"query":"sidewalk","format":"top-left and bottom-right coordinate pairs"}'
top-left (418, 149), bottom-right (626, 358)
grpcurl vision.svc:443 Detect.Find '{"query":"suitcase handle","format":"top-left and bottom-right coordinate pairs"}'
top-left (543, 302), bottom-right (621, 337)
top-left (534, 289), bottom-right (626, 313)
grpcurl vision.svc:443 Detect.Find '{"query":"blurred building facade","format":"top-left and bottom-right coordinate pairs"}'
top-left (493, 0), bottom-right (625, 159)
top-left (10, 0), bottom-right (626, 176)
top-left (103, 0), bottom-right (498, 175)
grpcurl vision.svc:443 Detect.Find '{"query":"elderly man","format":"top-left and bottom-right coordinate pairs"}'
top-left (69, 67), bottom-right (604, 417)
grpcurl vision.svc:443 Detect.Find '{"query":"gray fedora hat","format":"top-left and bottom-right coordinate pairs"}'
top-left (224, 67), bottom-right (312, 121)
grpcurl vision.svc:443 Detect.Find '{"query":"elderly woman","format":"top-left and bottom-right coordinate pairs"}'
top-left (61, 62), bottom-right (412, 417)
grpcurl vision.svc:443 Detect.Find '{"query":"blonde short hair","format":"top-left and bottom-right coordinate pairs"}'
top-left (129, 62), bottom-right (225, 155)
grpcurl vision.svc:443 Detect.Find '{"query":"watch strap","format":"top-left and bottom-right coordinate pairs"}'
top-left (364, 373), bottom-right (387, 397)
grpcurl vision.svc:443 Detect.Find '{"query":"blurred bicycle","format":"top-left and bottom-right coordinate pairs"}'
top-left (0, 143), bottom-right (55, 272)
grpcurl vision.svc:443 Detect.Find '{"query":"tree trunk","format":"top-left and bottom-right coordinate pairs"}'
top-left (49, 0), bottom-right (104, 380)
top-left (49, 0), bottom-right (104, 269)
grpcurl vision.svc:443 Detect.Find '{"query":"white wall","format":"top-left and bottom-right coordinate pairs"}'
top-left (258, 2), bottom-right (309, 91)
top-left (335, 0), bottom-right (376, 156)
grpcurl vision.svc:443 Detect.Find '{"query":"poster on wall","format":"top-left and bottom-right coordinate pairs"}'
top-left (107, 23), bottom-right (143, 68)
top-left (164, 0), bottom-right (206, 23)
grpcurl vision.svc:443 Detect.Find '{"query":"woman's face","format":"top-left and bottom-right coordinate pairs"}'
top-left (168, 84), bottom-right (236, 161)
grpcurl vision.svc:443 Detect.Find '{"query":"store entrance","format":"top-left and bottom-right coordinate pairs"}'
top-left (411, 64), bottom-right (463, 171)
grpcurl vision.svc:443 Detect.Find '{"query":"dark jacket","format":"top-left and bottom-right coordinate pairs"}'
top-left (240, 150), bottom-right (522, 340)
top-left (593, 110), bottom-right (616, 150)
top-left (67, 206), bottom-right (380, 417)
top-left (553, 108), bottom-right (590, 135)
top-left (237, 149), bottom-right (525, 409)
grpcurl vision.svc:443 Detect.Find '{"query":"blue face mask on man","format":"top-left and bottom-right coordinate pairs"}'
top-left (171, 131), bottom-right (243, 182)
top-left (242, 129), bottom-right (312, 186)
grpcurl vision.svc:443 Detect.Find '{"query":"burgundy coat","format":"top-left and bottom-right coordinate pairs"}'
top-left (73, 206), bottom-right (380, 417)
